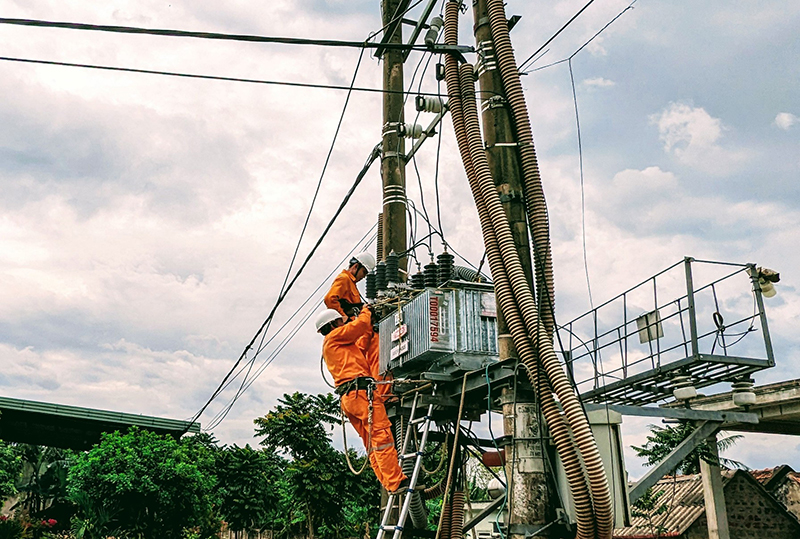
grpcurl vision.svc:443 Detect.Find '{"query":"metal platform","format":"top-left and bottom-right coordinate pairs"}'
top-left (559, 258), bottom-right (775, 406)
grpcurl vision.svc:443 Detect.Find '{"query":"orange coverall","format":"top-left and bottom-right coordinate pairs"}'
top-left (325, 270), bottom-right (362, 319)
top-left (322, 306), bottom-right (405, 491)
top-left (327, 267), bottom-right (391, 398)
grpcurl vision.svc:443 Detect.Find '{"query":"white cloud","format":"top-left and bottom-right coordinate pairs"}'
top-left (774, 112), bottom-right (798, 131)
top-left (650, 102), bottom-right (749, 174)
top-left (652, 102), bottom-right (723, 152)
top-left (583, 77), bottom-right (615, 89)
top-left (0, 1), bottom-right (798, 475)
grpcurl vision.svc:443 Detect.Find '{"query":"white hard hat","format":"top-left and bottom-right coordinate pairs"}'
top-left (352, 252), bottom-right (376, 272)
top-left (314, 309), bottom-right (345, 332)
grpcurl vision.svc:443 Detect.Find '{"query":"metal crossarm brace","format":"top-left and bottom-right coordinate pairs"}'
top-left (462, 496), bottom-right (505, 533)
top-left (628, 420), bottom-right (722, 504)
top-left (583, 404), bottom-right (759, 424)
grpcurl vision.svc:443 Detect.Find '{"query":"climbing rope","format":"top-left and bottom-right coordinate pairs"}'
top-left (340, 384), bottom-right (375, 476)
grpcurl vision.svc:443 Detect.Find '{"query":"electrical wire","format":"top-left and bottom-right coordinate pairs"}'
top-left (517, 0), bottom-right (597, 73)
top-left (210, 44), bottom-right (367, 422)
top-left (204, 229), bottom-right (378, 429)
top-left (0, 55), bottom-right (454, 97)
top-left (188, 2), bottom-right (447, 428)
top-left (0, 17), bottom-right (467, 53)
top-left (522, 0), bottom-right (638, 75)
top-left (433, 71), bottom-right (446, 245)
top-left (569, 58), bottom-right (593, 309)
top-left (200, 225), bottom-right (378, 427)
top-left (185, 144), bottom-right (380, 431)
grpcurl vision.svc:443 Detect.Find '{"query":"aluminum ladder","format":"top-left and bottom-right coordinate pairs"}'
top-left (376, 389), bottom-right (435, 539)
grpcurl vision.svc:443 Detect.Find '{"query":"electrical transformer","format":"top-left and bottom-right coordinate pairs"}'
top-left (378, 281), bottom-right (499, 376)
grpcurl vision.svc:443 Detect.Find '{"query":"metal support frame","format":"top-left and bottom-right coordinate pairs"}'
top-left (462, 496), bottom-right (505, 533)
top-left (403, 106), bottom-right (449, 162)
top-left (628, 420), bottom-right (722, 504)
top-left (583, 403), bottom-right (759, 424)
top-left (402, 0), bottom-right (438, 60)
top-left (560, 258), bottom-right (775, 406)
top-left (685, 257), bottom-right (700, 359)
top-left (749, 263), bottom-right (776, 367)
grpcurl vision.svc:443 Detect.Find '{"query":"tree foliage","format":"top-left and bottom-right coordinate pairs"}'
top-left (632, 421), bottom-right (745, 475)
top-left (254, 392), bottom-right (380, 539)
top-left (214, 444), bottom-right (283, 532)
top-left (66, 427), bottom-right (219, 539)
top-left (12, 444), bottom-right (72, 519)
top-left (0, 441), bottom-right (22, 501)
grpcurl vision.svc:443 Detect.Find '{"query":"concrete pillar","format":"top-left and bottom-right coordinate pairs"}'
top-left (700, 433), bottom-right (730, 539)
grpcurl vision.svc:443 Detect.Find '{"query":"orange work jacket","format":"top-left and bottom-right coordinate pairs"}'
top-left (323, 305), bottom-right (372, 387)
top-left (325, 270), bottom-right (362, 318)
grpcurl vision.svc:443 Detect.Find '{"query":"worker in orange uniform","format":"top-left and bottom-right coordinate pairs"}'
top-left (325, 251), bottom-right (392, 401)
top-left (315, 306), bottom-right (408, 493)
top-left (325, 252), bottom-right (375, 320)
top-left (357, 326), bottom-right (392, 403)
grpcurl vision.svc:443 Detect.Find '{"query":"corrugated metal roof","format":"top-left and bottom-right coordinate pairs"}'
top-left (0, 395), bottom-right (199, 434)
top-left (614, 473), bottom-right (732, 538)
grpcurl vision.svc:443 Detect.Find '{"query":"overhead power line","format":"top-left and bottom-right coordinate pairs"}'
top-left (517, 0), bottom-right (597, 73)
top-left (522, 0), bottom-right (637, 74)
top-left (203, 226), bottom-right (378, 431)
top-left (0, 17), bottom-right (471, 53)
top-left (211, 47), bottom-right (367, 426)
top-left (0, 18), bottom-right (473, 58)
top-left (0, 56), bottom-right (451, 97)
top-left (186, 144), bottom-right (382, 431)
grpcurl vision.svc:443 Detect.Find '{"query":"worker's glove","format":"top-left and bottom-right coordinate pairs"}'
top-left (340, 299), bottom-right (363, 320)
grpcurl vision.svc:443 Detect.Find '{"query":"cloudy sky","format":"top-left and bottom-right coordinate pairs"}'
top-left (1, 0), bottom-right (798, 478)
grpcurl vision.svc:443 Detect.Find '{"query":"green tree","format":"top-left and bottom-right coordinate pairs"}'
top-left (632, 421), bottom-right (745, 475)
top-left (0, 441), bottom-right (22, 501)
top-left (67, 427), bottom-right (219, 539)
top-left (215, 444), bottom-right (283, 533)
top-left (254, 392), bottom-right (380, 539)
top-left (13, 444), bottom-right (72, 519)
top-left (630, 487), bottom-right (669, 538)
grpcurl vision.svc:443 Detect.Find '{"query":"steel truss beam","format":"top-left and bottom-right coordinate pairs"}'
top-left (584, 403), bottom-right (758, 424)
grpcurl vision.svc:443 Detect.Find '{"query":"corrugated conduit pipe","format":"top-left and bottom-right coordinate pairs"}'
top-left (485, 4), bottom-right (615, 538)
top-left (457, 60), bottom-right (598, 539)
top-left (484, 0), bottom-right (556, 340)
top-left (442, 3), bottom-right (596, 538)
top-left (450, 491), bottom-right (465, 539)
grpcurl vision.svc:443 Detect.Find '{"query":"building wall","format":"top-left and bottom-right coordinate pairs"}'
top-left (685, 474), bottom-right (800, 539)
top-left (770, 477), bottom-right (800, 521)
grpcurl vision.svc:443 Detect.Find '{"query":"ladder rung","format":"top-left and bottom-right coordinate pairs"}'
top-left (399, 451), bottom-right (422, 460)
top-left (381, 526), bottom-right (403, 531)
top-left (411, 415), bottom-right (429, 425)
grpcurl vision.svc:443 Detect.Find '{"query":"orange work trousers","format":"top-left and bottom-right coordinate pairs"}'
top-left (341, 389), bottom-right (406, 492)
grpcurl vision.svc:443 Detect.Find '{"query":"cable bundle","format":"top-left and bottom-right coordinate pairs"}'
top-left (443, 2), bottom-right (613, 538)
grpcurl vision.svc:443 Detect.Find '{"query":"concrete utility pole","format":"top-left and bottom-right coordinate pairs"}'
top-left (472, 0), bottom-right (550, 535)
top-left (700, 433), bottom-right (731, 539)
top-left (380, 0), bottom-right (410, 272)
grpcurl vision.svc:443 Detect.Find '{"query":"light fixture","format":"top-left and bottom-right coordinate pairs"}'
top-left (748, 266), bottom-right (780, 298)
